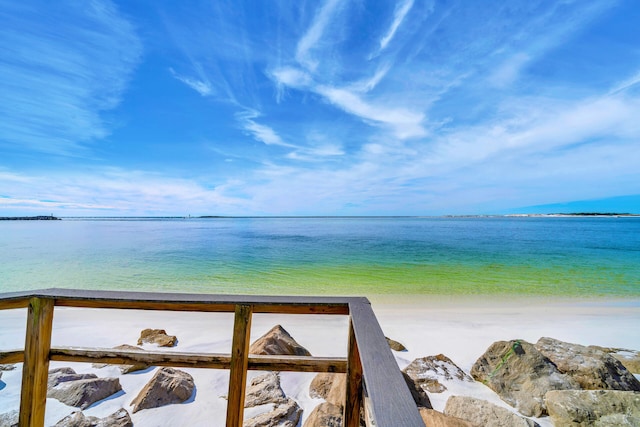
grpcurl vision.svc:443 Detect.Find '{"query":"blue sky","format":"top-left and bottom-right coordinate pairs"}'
top-left (1, 0), bottom-right (639, 216)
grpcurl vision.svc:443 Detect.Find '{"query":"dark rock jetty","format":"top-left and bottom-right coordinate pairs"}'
top-left (0, 215), bottom-right (60, 220)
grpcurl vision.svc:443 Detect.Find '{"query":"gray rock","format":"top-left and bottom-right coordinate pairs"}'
top-left (48, 377), bottom-right (122, 409)
top-left (53, 408), bottom-right (133, 427)
top-left (137, 329), bottom-right (177, 347)
top-left (243, 397), bottom-right (302, 427)
top-left (545, 389), bottom-right (640, 426)
top-left (404, 354), bottom-right (472, 394)
top-left (130, 367), bottom-right (195, 413)
top-left (309, 373), bottom-right (346, 408)
top-left (536, 337), bottom-right (640, 391)
top-left (419, 408), bottom-right (473, 427)
top-left (0, 410), bottom-right (18, 427)
top-left (245, 372), bottom-right (286, 408)
top-left (48, 367), bottom-right (98, 390)
top-left (471, 339), bottom-right (579, 417)
top-left (303, 402), bottom-right (342, 427)
top-left (92, 344), bottom-right (150, 374)
top-left (444, 395), bottom-right (540, 427)
top-left (589, 346), bottom-right (640, 375)
top-left (386, 337), bottom-right (407, 352)
top-left (249, 325), bottom-right (311, 356)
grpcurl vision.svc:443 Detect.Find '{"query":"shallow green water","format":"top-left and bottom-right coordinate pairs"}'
top-left (1, 217), bottom-right (639, 297)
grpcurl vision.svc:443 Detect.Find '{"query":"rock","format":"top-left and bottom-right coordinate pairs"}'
top-left (444, 396), bottom-right (540, 427)
top-left (536, 337), bottom-right (640, 391)
top-left (0, 410), bottom-right (18, 427)
top-left (419, 408), bottom-right (473, 427)
top-left (137, 329), bottom-right (177, 347)
top-left (48, 377), bottom-right (122, 409)
top-left (404, 354), bottom-right (472, 394)
top-left (471, 339), bottom-right (579, 417)
top-left (386, 337), bottom-right (407, 352)
top-left (249, 325), bottom-right (311, 356)
top-left (0, 364), bottom-right (16, 371)
top-left (245, 372), bottom-right (286, 408)
top-left (303, 402), bottom-right (342, 427)
top-left (48, 367), bottom-right (98, 390)
top-left (92, 344), bottom-right (150, 374)
top-left (402, 371), bottom-right (433, 409)
top-left (243, 397), bottom-right (302, 427)
top-left (309, 373), bottom-right (346, 407)
top-left (545, 389), bottom-right (640, 426)
top-left (130, 367), bottom-right (195, 413)
top-left (590, 346), bottom-right (640, 375)
top-left (53, 408), bottom-right (133, 427)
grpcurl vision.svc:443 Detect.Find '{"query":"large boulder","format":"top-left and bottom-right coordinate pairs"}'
top-left (48, 377), bottom-right (122, 409)
top-left (48, 368), bottom-right (98, 390)
top-left (130, 367), bottom-right (195, 413)
top-left (545, 390), bottom-right (640, 426)
top-left (0, 410), bottom-right (18, 427)
top-left (137, 329), bottom-right (177, 347)
top-left (404, 354), bottom-right (472, 394)
top-left (243, 397), bottom-right (302, 427)
top-left (471, 339), bottom-right (579, 417)
top-left (303, 402), bottom-right (342, 427)
top-left (309, 373), bottom-right (346, 407)
top-left (249, 325), bottom-right (311, 356)
top-left (245, 372), bottom-right (286, 408)
top-left (535, 337), bottom-right (640, 391)
top-left (444, 396), bottom-right (540, 427)
top-left (92, 344), bottom-right (150, 374)
top-left (419, 409), bottom-right (473, 427)
top-left (53, 408), bottom-right (133, 427)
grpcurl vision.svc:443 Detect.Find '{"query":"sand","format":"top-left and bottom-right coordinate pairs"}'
top-left (1, 296), bottom-right (639, 426)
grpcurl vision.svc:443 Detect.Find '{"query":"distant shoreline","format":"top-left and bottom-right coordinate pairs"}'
top-left (2, 213), bottom-right (638, 221)
top-left (0, 215), bottom-right (60, 221)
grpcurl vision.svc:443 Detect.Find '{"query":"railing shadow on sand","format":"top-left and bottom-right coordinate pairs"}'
top-left (0, 288), bottom-right (424, 427)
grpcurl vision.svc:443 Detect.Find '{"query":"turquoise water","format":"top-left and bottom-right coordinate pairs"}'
top-left (0, 217), bottom-right (639, 297)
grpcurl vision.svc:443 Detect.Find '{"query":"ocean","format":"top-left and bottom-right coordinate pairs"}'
top-left (1, 217), bottom-right (639, 297)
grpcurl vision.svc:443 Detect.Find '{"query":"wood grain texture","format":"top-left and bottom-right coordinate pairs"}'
top-left (349, 301), bottom-right (424, 427)
top-left (0, 349), bottom-right (23, 365)
top-left (19, 297), bottom-right (54, 427)
top-left (344, 319), bottom-right (363, 427)
top-left (226, 304), bottom-right (253, 427)
top-left (49, 347), bottom-right (347, 373)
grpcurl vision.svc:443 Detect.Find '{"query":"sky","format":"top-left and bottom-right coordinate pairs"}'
top-left (1, 0), bottom-right (639, 216)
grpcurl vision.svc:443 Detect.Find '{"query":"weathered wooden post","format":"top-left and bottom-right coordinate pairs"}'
top-left (226, 304), bottom-right (253, 426)
top-left (344, 318), bottom-right (364, 427)
top-left (19, 297), bottom-right (55, 427)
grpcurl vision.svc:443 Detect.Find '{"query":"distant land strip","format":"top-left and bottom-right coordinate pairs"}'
top-left (0, 215), bottom-right (61, 220)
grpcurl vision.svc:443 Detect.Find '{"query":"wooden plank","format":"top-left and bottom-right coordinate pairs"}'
top-left (19, 297), bottom-right (54, 427)
top-left (349, 301), bottom-right (423, 427)
top-left (0, 349), bottom-right (24, 365)
top-left (17, 288), bottom-right (354, 314)
top-left (344, 319), bottom-right (363, 427)
top-left (248, 355), bottom-right (346, 373)
top-left (226, 304), bottom-right (253, 427)
top-left (49, 348), bottom-right (347, 373)
top-left (0, 296), bottom-right (29, 310)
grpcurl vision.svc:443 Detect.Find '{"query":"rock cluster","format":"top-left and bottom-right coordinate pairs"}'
top-left (53, 409), bottom-right (133, 427)
top-left (242, 326), bottom-right (309, 427)
top-left (137, 329), bottom-right (177, 347)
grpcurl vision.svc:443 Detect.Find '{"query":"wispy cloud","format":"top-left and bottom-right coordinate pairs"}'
top-left (236, 110), bottom-right (294, 148)
top-left (170, 67), bottom-right (212, 96)
top-left (0, 0), bottom-right (142, 155)
top-left (378, 0), bottom-right (415, 52)
top-left (295, 0), bottom-right (342, 71)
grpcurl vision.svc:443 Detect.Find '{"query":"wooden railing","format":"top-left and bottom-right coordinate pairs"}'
top-left (0, 289), bottom-right (424, 427)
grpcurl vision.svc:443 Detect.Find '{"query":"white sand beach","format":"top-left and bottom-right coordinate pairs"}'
top-left (1, 296), bottom-right (639, 426)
